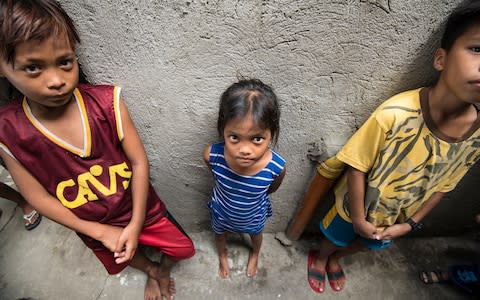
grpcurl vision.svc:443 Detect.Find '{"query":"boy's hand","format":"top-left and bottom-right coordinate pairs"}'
top-left (97, 224), bottom-right (124, 252)
top-left (374, 223), bottom-right (410, 240)
top-left (113, 223), bottom-right (141, 264)
top-left (352, 219), bottom-right (378, 239)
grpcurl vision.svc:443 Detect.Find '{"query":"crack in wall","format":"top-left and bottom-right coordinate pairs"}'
top-left (360, 0), bottom-right (391, 13)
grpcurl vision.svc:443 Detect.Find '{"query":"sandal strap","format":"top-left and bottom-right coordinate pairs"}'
top-left (422, 271), bottom-right (435, 284)
top-left (23, 209), bottom-right (38, 222)
top-left (328, 270), bottom-right (345, 281)
top-left (420, 270), bottom-right (448, 284)
top-left (308, 269), bottom-right (326, 281)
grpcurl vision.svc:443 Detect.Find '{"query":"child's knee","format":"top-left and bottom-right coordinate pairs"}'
top-left (175, 239), bottom-right (196, 260)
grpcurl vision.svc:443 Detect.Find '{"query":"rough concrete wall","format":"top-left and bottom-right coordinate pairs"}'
top-left (59, 0), bottom-right (478, 234)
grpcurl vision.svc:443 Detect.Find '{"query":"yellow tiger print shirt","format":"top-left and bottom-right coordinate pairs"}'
top-left (320, 88), bottom-right (480, 229)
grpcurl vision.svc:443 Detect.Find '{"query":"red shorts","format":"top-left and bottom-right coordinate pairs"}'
top-left (92, 212), bottom-right (195, 274)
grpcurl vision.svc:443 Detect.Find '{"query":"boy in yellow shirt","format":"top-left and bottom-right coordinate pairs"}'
top-left (307, 0), bottom-right (480, 293)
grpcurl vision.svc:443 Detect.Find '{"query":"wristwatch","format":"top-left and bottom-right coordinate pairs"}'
top-left (406, 218), bottom-right (424, 232)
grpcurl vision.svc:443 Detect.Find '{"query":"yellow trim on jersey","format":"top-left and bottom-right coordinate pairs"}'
top-left (113, 86), bottom-right (124, 141)
top-left (22, 89), bottom-right (92, 157)
top-left (74, 89), bottom-right (92, 157)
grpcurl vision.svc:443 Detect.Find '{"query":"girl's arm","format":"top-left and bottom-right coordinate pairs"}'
top-left (347, 166), bottom-right (378, 239)
top-left (377, 192), bottom-right (444, 240)
top-left (0, 150), bottom-right (123, 250)
top-left (267, 167), bottom-right (286, 194)
top-left (203, 145), bottom-right (212, 172)
top-left (115, 99), bottom-right (150, 263)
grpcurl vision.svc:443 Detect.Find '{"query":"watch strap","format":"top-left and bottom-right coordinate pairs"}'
top-left (406, 218), bottom-right (423, 232)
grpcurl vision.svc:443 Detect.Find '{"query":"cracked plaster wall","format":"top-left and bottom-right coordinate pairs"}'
top-left (56, 0), bottom-right (478, 234)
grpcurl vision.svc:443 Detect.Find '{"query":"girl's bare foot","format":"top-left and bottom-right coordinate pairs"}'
top-left (246, 251), bottom-right (258, 277)
top-left (219, 254), bottom-right (230, 278)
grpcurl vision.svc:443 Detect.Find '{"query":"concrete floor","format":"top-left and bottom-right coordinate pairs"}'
top-left (0, 168), bottom-right (478, 300)
top-left (1, 203), bottom-right (478, 300)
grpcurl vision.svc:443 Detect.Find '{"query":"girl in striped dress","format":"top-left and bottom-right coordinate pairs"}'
top-left (203, 79), bottom-right (286, 278)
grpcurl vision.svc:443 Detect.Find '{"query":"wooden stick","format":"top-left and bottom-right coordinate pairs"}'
top-left (286, 156), bottom-right (344, 241)
top-left (285, 172), bottom-right (333, 240)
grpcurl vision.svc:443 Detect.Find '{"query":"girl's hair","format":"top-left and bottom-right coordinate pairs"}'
top-left (217, 78), bottom-right (281, 145)
top-left (0, 0), bottom-right (80, 64)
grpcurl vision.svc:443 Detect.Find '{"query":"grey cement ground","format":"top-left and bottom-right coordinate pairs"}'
top-left (0, 167), bottom-right (478, 300)
top-left (1, 200), bottom-right (478, 300)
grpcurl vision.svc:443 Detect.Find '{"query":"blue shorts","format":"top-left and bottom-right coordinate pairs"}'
top-left (320, 205), bottom-right (392, 250)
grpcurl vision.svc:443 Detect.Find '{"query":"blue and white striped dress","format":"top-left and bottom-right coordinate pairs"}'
top-left (207, 142), bottom-right (286, 234)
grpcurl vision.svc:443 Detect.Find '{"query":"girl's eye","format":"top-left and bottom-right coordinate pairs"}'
top-left (471, 47), bottom-right (480, 53)
top-left (228, 135), bottom-right (238, 142)
top-left (253, 137), bottom-right (264, 144)
top-left (59, 59), bottom-right (74, 69)
top-left (24, 65), bottom-right (41, 74)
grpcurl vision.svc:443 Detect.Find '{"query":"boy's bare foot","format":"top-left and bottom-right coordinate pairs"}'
top-left (144, 276), bottom-right (175, 300)
top-left (219, 254), bottom-right (230, 278)
top-left (157, 276), bottom-right (175, 299)
top-left (246, 251), bottom-right (258, 277)
top-left (144, 277), bottom-right (162, 300)
top-left (146, 262), bottom-right (176, 300)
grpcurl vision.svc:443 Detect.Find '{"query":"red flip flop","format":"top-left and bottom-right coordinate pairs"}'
top-left (327, 266), bottom-right (346, 292)
top-left (307, 250), bottom-right (325, 293)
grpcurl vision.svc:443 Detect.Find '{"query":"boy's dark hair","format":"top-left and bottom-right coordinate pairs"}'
top-left (441, 0), bottom-right (480, 51)
top-left (0, 0), bottom-right (80, 63)
top-left (217, 78), bottom-right (281, 145)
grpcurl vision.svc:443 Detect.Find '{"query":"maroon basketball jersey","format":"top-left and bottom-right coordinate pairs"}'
top-left (0, 84), bottom-right (166, 231)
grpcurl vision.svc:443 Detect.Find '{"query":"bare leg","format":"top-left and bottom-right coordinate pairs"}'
top-left (325, 240), bottom-right (367, 291)
top-left (130, 249), bottom-right (176, 300)
top-left (215, 233), bottom-right (230, 279)
top-left (0, 182), bottom-right (39, 225)
top-left (247, 233), bottom-right (262, 277)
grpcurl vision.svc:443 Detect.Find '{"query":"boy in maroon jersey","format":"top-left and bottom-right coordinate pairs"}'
top-left (0, 1), bottom-right (194, 299)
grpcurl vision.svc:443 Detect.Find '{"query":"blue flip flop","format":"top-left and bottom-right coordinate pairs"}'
top-left (449, 264), bottom-right (480, 295)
